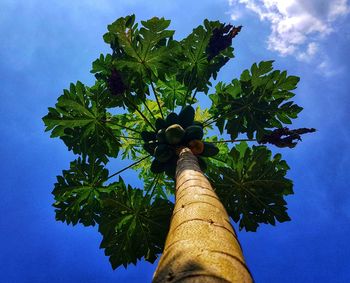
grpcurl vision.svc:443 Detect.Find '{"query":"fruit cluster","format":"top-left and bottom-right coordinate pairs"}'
top-left (141, 106), bottom-right (219, 179)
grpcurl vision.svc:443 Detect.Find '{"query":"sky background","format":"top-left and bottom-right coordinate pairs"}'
top-left (0, 0), bottom-right (349, 282)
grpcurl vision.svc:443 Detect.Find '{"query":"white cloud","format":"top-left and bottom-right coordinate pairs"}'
top-left (228, 0), bottom-right (349, 69)
top-left (317, 56), bottom-right (345, 77)
top-left (296, 42), bottom-right (318, 62)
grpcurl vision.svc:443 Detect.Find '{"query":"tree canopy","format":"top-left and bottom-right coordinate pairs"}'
top-left (43, 15), bottom-right (314, 269)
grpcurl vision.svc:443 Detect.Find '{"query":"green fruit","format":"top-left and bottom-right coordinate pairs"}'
top-left (151, 159), bottom-right (166, 173)
top-left (178, 105), bottom-right (195, 128)
top-left (154, 144), bottom-right (174, 162)
top-left (156, 129), bottom-right (166, 143)
top-left (141, 131), bottom-right (156, 142)
top-left (198, 157), bottom-right (207, 172)
top-left (201, 142), bottom-right (219, 157)
top-left (184, 125), bottom-right (204, 141)
top-left (192, 121), bottom-right (204, 128)
top-left (165, 124), bottom-right (185, 145)
top-left (155, 118), bottom-right (166, 130)
top-left (165, 112), bottom-right (179, 126)
top-left (143, 141), bottom-right (157, 155)
top-left (164, 158), bottom-right (177, 179)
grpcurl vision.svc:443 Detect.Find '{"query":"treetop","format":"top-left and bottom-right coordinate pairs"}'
top-left (43, 15), bottom-right (314, 269)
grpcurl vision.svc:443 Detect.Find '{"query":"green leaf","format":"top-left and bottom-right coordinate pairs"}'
top-left (103, 15), bottom-right (175, 81)
top-left (43, 15), bottom-right (310, 271)
top-left (53, 157), bottom-right (110, 226)
top-left (156, 75), bottom-right (188, 109)
top-left (42, 81), bottom-right (121, 161)
top-left (251, 60), bottom-right (274, 77)
top-left (207, 143), bottom-right (293, 232)
top-left (99, 177), bottom-right (173, 269)
top-left (175, 20), bottom-right (235, 94)
top-left (208, 61), bottom-right (302, 140)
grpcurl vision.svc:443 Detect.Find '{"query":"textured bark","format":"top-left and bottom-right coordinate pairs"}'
top-left (153, 147), bottom-right (253, 283)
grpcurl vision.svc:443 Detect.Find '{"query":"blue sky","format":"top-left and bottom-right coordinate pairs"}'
top-left (0, 0), bottom-right (349, 282)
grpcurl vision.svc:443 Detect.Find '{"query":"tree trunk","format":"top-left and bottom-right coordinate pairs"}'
top-left (153, 148), bottom-right (253, 283)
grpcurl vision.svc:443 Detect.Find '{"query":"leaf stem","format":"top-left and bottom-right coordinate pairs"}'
top-left (142, 99), bottom-right (157, 123)
top-left (210, 156), bottom-right (228, 165)
top-left (115, 135), bottom-right (144, 141)
top-left (172, 87), bottom-right (176, 112)
top-left (124, 96), bottom-right (156, 131)
top-left (203, 104), bottom-right (248, 128)
top-left (150, 81), bottom-right (164, 119)
top-left (150, 175), bottom-right (160, 199)
top-left (107, 155), bottom-right (151, 181)
top-left (145, 174), bottom-right (160, 198)
top-left (183, 70), bottom-right (195, 107)
top-left (209, 139), bottom-right (256, 144)
top-left (104, 119), bottom-right (143, 135)
top-left (190, 89), bottom-right (198, 105)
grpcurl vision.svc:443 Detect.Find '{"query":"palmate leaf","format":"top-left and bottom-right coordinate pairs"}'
top-left (95, 16), bottom-right (240, 111)
top-left (208, 61), bottom-right (303, 140)
top-left (175, 20), bottom-right (235, 94)
top-left (42, 81), bottom-right (121, 162)
top-left (43, 15), bottom-right (313, 272)
top-left (91, 54), bottom-right (137, 108)
top-left (207, 142), bottom-right (293, 232)
top-left (53, 157), bottom-right (110, 226)
top-left (99, 177), bottom-right (174, 269)
top-left (156, 75), bottom-right (189, 110)
top-left (103, 15), bottom-right (175, 80)
top-left (92, 15), bottom-right (179, 110)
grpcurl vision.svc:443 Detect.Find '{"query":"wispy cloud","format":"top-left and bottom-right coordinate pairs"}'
top-left (228, 0), bottom-right (349, 75)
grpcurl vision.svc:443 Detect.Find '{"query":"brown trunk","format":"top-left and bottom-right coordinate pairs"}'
top-left (153, 148), bottom-right (253, 283)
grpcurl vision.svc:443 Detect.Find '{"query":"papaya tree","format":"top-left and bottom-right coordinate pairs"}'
top-left (43, 15), bottom-right (315, 282)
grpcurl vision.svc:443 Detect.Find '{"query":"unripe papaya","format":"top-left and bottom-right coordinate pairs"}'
top-left (151, 159), bottom-right (166, 173)
top-left (165, 112), bottom-right (179, 126)
top-left (156, 129), bottom-right (166, 143)
top-left (165, 124), bottom-right (185, 145)
top-left (201, 142), bottom-right (219, 157)
top-left (178, 105), bottom-right (195, 129)
top-left (188, 139), bottom-right (204, 155)
top-left (164, 158), bottom-right (177, 179)
top-left (155, 118), bottom-right (166, 130)
top-left (143, 141), bottom-right (157, 155)
top-left (154, 144), bottom-right (174, 162)
top-left (192, 121), bottom-right (204, 128)
top-left (198, 157), bottom-right (207, 172)
top-left (141, 131), bottom-right (156, 142)
top-left (184, 125), bottom-right (204, 141)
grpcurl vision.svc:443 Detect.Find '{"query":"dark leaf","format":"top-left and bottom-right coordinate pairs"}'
top-left (208, 61), bottom-right (302, 140)
top-left (174, 20), bottom-right (236, 94)
top-left (108, 69), bottom-right (127, 96)
top-left (207, 142), bottom-right (293, 232)
top-left (207, 24), bottom-right (242, 60)
top-left (53, 157), bottom-right (110, 226)
top-left (259, 127), bottom-right (316, 148)
top-left (42, 81), bottom-right (121, 161)
top-left (99, 177), bottom-right (174, 269)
